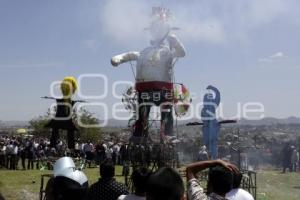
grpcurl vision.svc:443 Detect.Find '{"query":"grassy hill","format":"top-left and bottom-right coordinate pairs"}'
top-left (0, 167), bottom-right (299, 200)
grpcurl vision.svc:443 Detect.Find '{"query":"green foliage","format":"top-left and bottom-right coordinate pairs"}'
top-left (29, 109), bottom-right (102, 141)
top-left (29, 112), bottom-right (51, 137)
top-left (76, 109), bottom-right (102, 142)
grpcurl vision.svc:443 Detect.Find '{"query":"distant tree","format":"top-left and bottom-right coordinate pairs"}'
top-left (76, 109), bottom-right (102, 142)
top-left (29, 109), bottom-right (102, 142)
top-left (29, 111), bottom-right (51, 137)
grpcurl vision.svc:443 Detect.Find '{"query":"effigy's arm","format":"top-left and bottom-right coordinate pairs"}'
top-left (41, 96), bottom-right (56, 100)
top-left (167, 33), bottom-right (186, 58)
top-left (111, 51), bottom-right (140, 67)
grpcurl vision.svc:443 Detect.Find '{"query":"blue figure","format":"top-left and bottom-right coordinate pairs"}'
top-left (201, 85), bottom-right (220, 159)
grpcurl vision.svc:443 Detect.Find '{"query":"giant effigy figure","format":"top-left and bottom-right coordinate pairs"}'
top-left (201, 85), bottom-right (220, 159)
top-left (44, 77), bottom-right (79, 149)
top-left (111, 7), bottom-right (185, 139)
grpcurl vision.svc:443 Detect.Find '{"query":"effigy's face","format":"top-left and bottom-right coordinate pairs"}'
top-left (206, 92), bottom-right (215, 100)
top-left (61, 77), bottom-right (78, 98)
top-left (149, 20), bottom-right (170, 41)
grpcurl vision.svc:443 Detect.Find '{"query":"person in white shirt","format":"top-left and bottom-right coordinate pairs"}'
top-left (6, 141), bottom-right (14, 169)
top-left (197, 145), bottom-right (209, 161)
top-left (112, 144), bottom-right (120, 165)
top-left (102, 143), bottom-right (108, 152)
top-left (106, 147), bottom-right (113, 159)
top-left (34, 140), bottom-right (39, 149)
top-left (226, 172), bottom-right (254, 200)
top-left (118, 167), bottom-right (152, 200)
top-left (75, 142), bottom-right (79, 150)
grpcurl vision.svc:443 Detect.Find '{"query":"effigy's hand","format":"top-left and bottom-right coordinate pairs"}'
top-left (167, 33), bottom-right (179, 46)
top-left (41, 96), bottom-right (55, 100)
top-left (111, 56), bottom-right (121, 66)
top-left (167, 33), bottom-right (186, 57)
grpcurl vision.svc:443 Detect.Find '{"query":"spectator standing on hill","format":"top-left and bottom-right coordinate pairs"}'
top-left (11, 141), bottom-right (18, 170)
top-left (282, 144), bottom-right (293, 173)
top-left (291, 148), bottom-right (299, 172)
top-left (198, 146), bottom-right (209, 161)
top-left (106, 146), bottom-right (113, 160)
top-left (95, 142), bottom-right (106, 165)
top-left (112, 143), bottom-right (120, 165)
top-left (84, 141), bottom-right (94, 168)
top-left (27, 142), bottom-right (35, 170)
top-left (5, 141), bottom-right (14, 169)
top-left (0, 141), bottom-right (6, 168)
top-left (19, 144), bottom-right (26, 170)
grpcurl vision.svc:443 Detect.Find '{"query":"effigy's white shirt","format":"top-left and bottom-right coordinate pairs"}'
top-left (136, 44), bottom-right (173, 83)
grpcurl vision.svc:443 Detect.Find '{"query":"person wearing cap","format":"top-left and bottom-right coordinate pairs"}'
top-left (45, 157), bottom-right (89, 200)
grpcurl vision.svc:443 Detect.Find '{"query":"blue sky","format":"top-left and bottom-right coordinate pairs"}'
top-left (0, 0), bottom-right (299, 121)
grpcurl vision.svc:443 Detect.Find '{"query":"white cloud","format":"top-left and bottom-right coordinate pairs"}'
top-left (270, 52), bottom-right (287, 59)
top-left (258, 52), bottom-right (288, 63)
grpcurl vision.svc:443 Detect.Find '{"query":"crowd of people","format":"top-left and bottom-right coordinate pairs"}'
top-left (1, 134), bottom-right (299, 200)
top-left (43, 157), bottom-right (255, 200)
top-left (0, 135), bottom-right (126, 170)
top-left (0, 135), bottom-right (52, 170)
